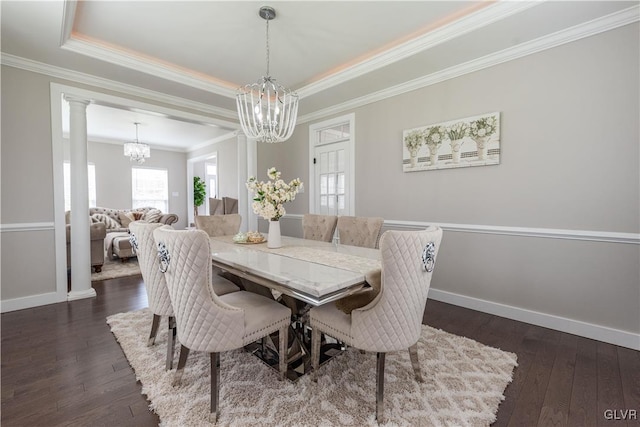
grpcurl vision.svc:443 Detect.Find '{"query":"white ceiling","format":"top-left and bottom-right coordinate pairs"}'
top-left (2, 1), bottom-right (638, 151)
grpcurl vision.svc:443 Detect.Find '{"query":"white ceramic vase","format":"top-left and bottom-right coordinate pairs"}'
top-left (409, 149), bottom-right (418, 167)
top-left (450, 138), bottom-right (463, 163)
top-left (474, 136), bottom-right (489, 160)
top-left (428, 144), bottom-right (439, 165)
top-left (267, 220), bottom-right (282, 249)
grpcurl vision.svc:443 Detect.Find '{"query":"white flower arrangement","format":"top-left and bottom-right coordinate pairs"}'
top-left (424, 125), bottom-right (446, 147)
top-left (246, 167), bottom-right (303, 221)
top-left (404, 130), bottom-right (424, 152)
top-left (469, 116), bottom-right (497, 139)
top-left (445, 121), bottom-right (469, 141)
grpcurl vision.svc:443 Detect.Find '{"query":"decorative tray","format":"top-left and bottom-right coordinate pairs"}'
top-left (233, 231), bottom-right (266, 244)
top-left (235, 239), bottom-right (266, 244)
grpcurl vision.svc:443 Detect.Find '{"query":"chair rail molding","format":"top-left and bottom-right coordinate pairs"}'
top-left (282, 215), bottom-right (640, 245)
top-left (0, 222), bottom-right (55, 232)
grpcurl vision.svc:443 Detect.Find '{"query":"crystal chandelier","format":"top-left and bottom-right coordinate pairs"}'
top-left (236, 6), bottom-right (299, 143)
top-left (123, 122), bottom-right (150, 164)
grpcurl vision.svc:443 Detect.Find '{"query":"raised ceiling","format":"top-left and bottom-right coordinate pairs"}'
top-left (2, 1), bottom-right (638, 150)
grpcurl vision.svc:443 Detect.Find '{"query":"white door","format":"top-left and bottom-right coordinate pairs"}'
top-left (309, 114), bottom-right (355, 216)
top-left (314, 142), bottom-right (349, 216)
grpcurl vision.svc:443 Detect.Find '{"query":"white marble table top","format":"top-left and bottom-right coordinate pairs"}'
top-left (210, 236), bottom-right (381, 306)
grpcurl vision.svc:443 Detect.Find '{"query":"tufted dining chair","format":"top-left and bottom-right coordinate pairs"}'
top-left (336, 215), bottom-right (385, 248)
top-left (129, 222), bottom-right (177, 370)
top-left (302, 214), bottom-right (338, 242)
top-left (310, 226), bottom-right (443, 423)
top-left (208, 198), bottom-right (224, 215)
top-left (222, 197), bottom-right (238, 214)
top-left (153, 228), bottom-right (291, 422)
top-left (195, 213), bottom-right (242, 237)
top-left (194, 213), bottom-right (244, 295)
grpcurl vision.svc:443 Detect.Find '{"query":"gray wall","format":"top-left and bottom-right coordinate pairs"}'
top-left (63, 140), bottom-right (188, 224)
top-left (258, 24), bottom-right (640, 337)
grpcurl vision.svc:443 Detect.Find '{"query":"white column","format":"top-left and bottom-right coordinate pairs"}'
top-left (65, 95), bottom-right (97, 301)
top-left (237, 133), bottom-right (257, 232)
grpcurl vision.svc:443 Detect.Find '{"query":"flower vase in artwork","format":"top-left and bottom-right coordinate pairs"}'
top-left (409, 149), bottom-right (418, 167)
top-left (474, 136), bottom-right (489, 160)
top-left (427, 144), bottom-right (439, 165)
top-left (450, 139), bottom-right (464, 163)
top-left (267, 219), bottom-right (282, 249)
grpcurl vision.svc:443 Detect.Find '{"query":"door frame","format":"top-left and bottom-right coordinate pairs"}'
top-left (307, 113), bottom-right (355, 215)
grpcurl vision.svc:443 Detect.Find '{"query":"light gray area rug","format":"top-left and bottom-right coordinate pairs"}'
top-left (107, 309), bottom-right (517, 426)
top-left (91, 257), bottom-right (140, 281)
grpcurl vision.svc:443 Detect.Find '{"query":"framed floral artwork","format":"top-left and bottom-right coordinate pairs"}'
top-left (402, 112), bottom-right (501, 172)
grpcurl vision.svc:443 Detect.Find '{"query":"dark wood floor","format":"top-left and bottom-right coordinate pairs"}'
top-left (2, 276), bottom-right (639, 426)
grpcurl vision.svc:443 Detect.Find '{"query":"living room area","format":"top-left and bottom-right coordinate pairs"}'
top-left (59, 95), bottom-right (242, 280)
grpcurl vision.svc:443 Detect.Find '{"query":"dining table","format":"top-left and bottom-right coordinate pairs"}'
top-left (209, 234), bottom-right (382, 378)
top-left (209, 234), bottom-right (381, 306)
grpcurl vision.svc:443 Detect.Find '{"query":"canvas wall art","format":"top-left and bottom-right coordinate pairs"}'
top-left (402, 112), bottom-right (501, 172)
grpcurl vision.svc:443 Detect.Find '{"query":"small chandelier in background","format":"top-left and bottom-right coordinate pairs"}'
top-left (123, 122), bottom-right (150, 164)
top-left (236, 6), bottom-right (299, 143)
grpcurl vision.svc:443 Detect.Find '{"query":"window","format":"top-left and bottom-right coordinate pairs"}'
top-left (63, 162), bottom-right (96, 211)
top-left (132, 168), bottom-right (169, 212)
top-left (206, 161), bottom-right (218, 199)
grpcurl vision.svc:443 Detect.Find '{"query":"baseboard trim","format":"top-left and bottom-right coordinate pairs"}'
top-left (428, 288), bottom-right (640, 351)
top-left (282, 215), bottom-right (639, 245)
top-left (1, 292), bottom-right (66, 313)
top-left (0, 222), bottom-right (55, 233)
top-left (67, 288), bottom-right (97, 301)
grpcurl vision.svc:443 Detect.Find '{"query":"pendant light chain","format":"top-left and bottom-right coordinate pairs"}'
top-left (265, 18), bottom-right (270, 77)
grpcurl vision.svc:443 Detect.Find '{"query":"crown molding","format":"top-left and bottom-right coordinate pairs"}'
top-left (296, 1), bottom-right (540, 99)
top-left (58, 1), bottom-right (237, 100)
top-left (62, 133), bottom-right (226, 153)
top-left (60, 0), bottom-right (76, 47)
top-left (60, 37), bottom-right (238, 99)
top-left (65, 135), bottom-right (189, 153)
top-left (1, 53), bottom-right (239, 121)
top-left (297, 5), bottom-right (640, 124)
top-left (187, 130), bottom-right (240, 153)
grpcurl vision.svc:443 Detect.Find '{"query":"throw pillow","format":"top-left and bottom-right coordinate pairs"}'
top-left (144, 208), bottom-right (162, 223)
top-left (132, 212), bottom-right (145, 221)
top-left (118, 212), bottom-right (135, 228)
top-left (335, 268), bottom-right (382, 314)
top-left (91, 213), bottom-right (121, 229)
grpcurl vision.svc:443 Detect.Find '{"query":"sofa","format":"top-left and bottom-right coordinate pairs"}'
top-left (66, 222), bottom-right (107, 273)
top-left (89, 207), bottom-right (178, 261)
top-left (66, 207), bottom-right (179, 269)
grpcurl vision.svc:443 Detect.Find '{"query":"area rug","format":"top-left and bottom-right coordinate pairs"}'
top-left (91, 257), bottom-right (140, 281)
top-left (107, 309), bottom-right (517, 426)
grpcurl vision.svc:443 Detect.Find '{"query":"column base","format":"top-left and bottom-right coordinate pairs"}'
top-left (67, 288), bottom-right (97, 301)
